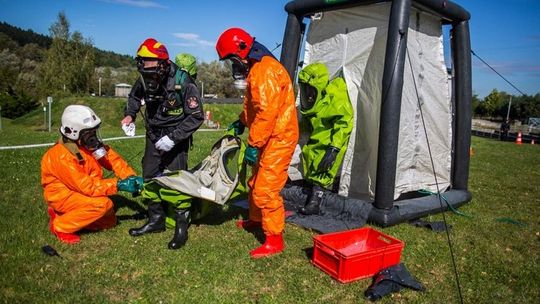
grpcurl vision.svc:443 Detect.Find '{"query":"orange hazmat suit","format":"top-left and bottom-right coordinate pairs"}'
top-left (240, 56), bottom-right (299, 236)
top-left (41, 141), bottom-right (136, 233)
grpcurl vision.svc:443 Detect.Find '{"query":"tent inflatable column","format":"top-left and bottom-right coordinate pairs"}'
top-left (374, 0), bottom-right (411, 211)
top-left (451, 20), bottom-right (472, 191)
top-left (280, 13), bottom-right (304, 80)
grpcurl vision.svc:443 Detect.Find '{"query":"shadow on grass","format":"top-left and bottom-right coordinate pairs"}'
top-left (246, 228), bottom-right (265, 244)
top-left (303, 247), bottom-right (314, 260)
top-left (191, 201), bottom-right (266, 244)
top-left (110, 194), bottom-right (147, 221)
top-left (192, 204), bottom-right (246, 226)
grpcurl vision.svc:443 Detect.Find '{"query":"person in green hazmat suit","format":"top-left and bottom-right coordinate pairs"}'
top-left (297, 62), bottom-right (354, 215)
top-left (175, 53), bottom-right (198, 83)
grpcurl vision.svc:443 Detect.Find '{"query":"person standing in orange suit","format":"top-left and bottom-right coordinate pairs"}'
top-left (216, 27), bottom-right (299, 258)
top-left (41, 105), bottom-right (143, 244)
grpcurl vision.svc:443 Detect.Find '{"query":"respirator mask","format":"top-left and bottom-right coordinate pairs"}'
top-left (229, 56), bottom-right (249, 90)
top-left (137, 58), bottom-right (168, 94)
top-left (299, 82), bottom-right (319, 111)
top-left (79, 127), bottom-right (107, 160)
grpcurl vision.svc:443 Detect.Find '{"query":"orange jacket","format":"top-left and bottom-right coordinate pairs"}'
top-left (240, 56), bottom-right (299, 149)
top-left (41, 142), bottom-right (136, 202)
top-left (240, 55), bottom-right (299, 236)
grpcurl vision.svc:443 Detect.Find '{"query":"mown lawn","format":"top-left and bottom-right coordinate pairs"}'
top-left (0, 102), bottom-right (539, 303)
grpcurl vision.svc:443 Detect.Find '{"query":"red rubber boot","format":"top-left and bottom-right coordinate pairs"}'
top-left (250, 234), bottom-right (284, 259)
top-left (236, 219), bottom-right (262, 230)
top-left (48, 207), bottom-right (80, 244)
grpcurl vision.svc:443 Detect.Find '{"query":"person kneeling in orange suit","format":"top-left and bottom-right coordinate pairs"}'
top-left (41, 105), bottom-right (143, 244)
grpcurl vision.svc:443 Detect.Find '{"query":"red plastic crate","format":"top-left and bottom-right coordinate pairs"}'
top-left (312, 227), bottom-right (404, 283)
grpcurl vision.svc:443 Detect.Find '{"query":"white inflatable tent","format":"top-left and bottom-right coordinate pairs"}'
top-left (281, 0), bottom-right (472, 226)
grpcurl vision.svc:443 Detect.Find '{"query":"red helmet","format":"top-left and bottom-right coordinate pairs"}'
top-left (137, 38), bottom-right (169, 60)
top-left (215, 28), bottom-right (254, 60)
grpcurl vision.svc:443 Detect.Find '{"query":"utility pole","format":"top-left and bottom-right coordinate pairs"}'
top-left (99, 77), bottom-right (102, 96)
top-left (505, 96), bottom-right (512, 121)
top-left (200, 81), bottom-right (204, 98)
top-left (47, 96), bottom-right (53, 132)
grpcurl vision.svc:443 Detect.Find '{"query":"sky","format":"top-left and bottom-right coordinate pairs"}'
top-left (0, 0), bottom-right (539, 98)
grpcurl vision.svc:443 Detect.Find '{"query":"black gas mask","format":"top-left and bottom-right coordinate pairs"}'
top-left (299, 82), bottom-right (319, 111)
top-left (79, 126), bottom-right (107, 159)
top-left (136, 57), bottom-right (169, 94)
top-left (228, 56), bottom-right (249, 90)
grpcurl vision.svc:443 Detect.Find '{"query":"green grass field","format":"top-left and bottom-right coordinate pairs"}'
top-left (0, 99), bottom-right (539, 303)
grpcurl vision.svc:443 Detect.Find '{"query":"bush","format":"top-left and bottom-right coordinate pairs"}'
top-left (0, 90), bottom-right (38, 119)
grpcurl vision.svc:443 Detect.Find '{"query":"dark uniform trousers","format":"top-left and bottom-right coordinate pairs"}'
top-left (142, 131), bottom-right (189, 180)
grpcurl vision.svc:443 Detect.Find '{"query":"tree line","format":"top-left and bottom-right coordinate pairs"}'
top-left (472, 89), bottom-right (540, 122)
top-left (0, 13), bottom-right (137, 119)
top-left (0, 13), bottom-right (241, 119)
top-left (1, 13), bottom-right (538, 121)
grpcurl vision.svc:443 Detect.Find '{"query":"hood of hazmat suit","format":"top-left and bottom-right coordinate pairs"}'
top-left (298, 62), bottom-right (354, 189)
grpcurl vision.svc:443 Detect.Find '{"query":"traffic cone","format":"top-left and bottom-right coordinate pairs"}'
top-left (516, 131), bottom-right (522, 145)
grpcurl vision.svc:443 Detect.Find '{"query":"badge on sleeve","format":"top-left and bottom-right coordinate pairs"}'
top-left (187, 96), bottom-right (199, 109)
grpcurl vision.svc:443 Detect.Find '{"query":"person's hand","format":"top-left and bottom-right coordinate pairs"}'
top-left (129, 176), bottom-right (144, 193)
top-left (244, 145), bottom-right (259, 166)
top-left (155, 135), bottom-right (175, 152)
top-left (117, 176), bottom-right (144, 193)
top-left (121, 116), bottom-right (133, 126)
top-left (122, 122), bottom-right (136, 136)
top-left (318, 146), bottom-right (340, 172)
top-left (227, 120), bottom-right (245, 136)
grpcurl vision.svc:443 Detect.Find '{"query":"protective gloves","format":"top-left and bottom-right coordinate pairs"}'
top-left (244, 145), bottom-right (259, 166)
top-left (117, 176), bottom-right (144, 193)
top-left (155, 135), bottom-right (175, 152)
top-left (318, 146), bottom-right (340, 172)
top-left (228, 120), bottom-right (245, 136)
top-left (130, 176), bottom-right (144, 193)
top-left (122, 122), bottom-right (136, 137)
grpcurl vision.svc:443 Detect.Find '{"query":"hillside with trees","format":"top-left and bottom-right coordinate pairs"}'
top-left (0, 21), bottom-right (133, 67)
top-left (0, 12), bottom-right (243, 120)
top-left (0, 13), bottom-right (139, 119)
top-left (0, 12), bottom-right (537, 122)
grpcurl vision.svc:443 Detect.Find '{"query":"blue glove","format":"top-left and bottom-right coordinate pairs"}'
top-left (228, 120), bottom-right (245, 136)
top-left (155, 135), bottom-right (175, 152)
top-left (129, 176), bottom-right (144, 193)
top-left (244, 145), bottom-right (259, 166)
top-left (117, 176), bottom-right (144, 193)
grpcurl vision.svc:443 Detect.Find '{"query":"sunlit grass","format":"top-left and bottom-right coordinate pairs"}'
top-left (0, 101), bottom-right (539, 303)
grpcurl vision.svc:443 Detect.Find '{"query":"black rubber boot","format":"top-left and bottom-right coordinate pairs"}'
top-left (298, 185), bottom-right (324, 215)
top-left (129, 202), bottom-right (166, 236)
top-left (168, 209), bottom-right (190, 250)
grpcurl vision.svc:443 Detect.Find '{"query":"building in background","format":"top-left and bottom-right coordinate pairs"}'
top-left (115, 83), bottom-right (132, 97)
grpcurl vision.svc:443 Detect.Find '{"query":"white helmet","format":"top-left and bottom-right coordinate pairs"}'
top-left (60, 105), bottom-right (101, 140)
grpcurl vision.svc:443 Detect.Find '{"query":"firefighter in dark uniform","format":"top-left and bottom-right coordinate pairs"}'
top-left (120, 38), bottom-right (204, 249)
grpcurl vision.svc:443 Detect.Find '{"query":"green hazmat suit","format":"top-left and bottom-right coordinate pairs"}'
top-left (175, 53), bottom-right (198, 79)
top-left (142, 134), bottom-right (248, 228)
top-left (298, 63), bottom-right (354, 189)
